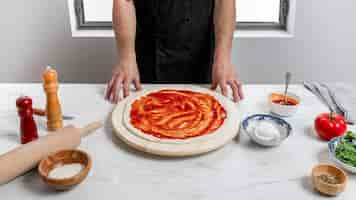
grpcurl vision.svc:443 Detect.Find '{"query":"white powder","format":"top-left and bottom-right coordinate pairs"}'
top-left (48, 163), bottom-right (83, 179)
top-left (254, 121), bottom-right (280, 141)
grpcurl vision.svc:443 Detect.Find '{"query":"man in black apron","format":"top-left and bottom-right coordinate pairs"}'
top-left (106, 0), bottom-right (243, 103)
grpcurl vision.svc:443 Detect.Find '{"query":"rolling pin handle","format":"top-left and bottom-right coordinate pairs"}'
top-left (79, 121), bottom-right (103, 138)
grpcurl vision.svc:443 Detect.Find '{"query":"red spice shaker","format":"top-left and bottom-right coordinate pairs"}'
top-left (16, 96), bottom-right (39, 144)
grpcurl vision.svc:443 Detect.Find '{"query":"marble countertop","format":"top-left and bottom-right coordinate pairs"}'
top-left (0, 83), bottom-right (355, 200)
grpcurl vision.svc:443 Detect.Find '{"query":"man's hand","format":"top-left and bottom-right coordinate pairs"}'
top-left (107, 0), bottom-right (138, 104)
top-left (212, 0), bottom-right (242, 102)
top-left (211, 58), bottom-right (244, 102)
top-left (105, 59), bottom-right (142, 104)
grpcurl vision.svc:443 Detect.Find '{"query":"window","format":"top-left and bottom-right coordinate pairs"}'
top-left (68, 0), bottom-right (295, 37)
top-left (236, 0), bottom-right (289, 30)
top-left (74, 0), bottom-right (112, 29)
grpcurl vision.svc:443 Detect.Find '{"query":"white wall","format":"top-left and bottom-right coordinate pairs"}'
top-left (0, 0), bottom-right (355, 83)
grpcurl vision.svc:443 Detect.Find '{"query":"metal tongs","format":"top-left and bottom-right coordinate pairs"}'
top-left (303, 82), bottom-right (354, 125)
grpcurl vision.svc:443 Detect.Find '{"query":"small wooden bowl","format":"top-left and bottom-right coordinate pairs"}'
top-left (311, 164), bottom-right (347, 196)
top-left (38, 149), bottom-right (92, 190)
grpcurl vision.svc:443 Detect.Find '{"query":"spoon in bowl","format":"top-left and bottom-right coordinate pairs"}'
top-left (284, 72), bottom-right (292, 104)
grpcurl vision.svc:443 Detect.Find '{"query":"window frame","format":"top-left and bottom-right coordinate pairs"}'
top-left (68, 0), bottom-right (296, 38)
top-left (74, 0), bottom-right (112, 29)
top-left (236, 0), bottom-right (289, 30)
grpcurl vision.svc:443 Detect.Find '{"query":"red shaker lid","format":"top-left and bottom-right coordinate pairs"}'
top-left (16, 96), bottom-right (33, 117)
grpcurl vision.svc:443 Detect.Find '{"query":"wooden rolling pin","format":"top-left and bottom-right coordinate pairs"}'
top-left (0, 121), bottom-right (103, 185)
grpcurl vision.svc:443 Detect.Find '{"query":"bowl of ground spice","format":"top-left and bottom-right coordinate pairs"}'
top-left (311, 164), bottom-right (347, 196)
top-left (38, 149), bottom-right (92, 190)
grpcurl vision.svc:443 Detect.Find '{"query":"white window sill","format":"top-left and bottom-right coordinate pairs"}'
top-left (68, 0), bottom-right (296, 39)
top-left (71, 29), bottom-right (294, 38)
top-left (234, 30), bottom-right (294, 38)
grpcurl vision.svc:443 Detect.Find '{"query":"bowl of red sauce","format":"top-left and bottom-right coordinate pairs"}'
top-left (269, 92), bottom-right (300, 117)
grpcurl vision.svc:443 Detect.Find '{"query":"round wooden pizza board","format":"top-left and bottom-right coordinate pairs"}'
top-left (112, 86), bottom-right (241, 157)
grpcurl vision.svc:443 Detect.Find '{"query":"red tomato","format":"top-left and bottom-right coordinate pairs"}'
top-left (314, 113), bottom-right (347, 141)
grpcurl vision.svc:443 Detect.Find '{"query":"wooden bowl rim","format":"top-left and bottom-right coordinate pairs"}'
top-left (311, 164), bottom-right (348, 187)
top-left (38, 149), bottom-right (92, 184)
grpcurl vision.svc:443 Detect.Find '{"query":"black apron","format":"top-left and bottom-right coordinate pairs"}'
top-left (134, 0), bottom-right (215, 83)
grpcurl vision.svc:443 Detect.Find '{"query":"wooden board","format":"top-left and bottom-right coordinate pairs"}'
top-left (111, 86), bottom-right (241, 157)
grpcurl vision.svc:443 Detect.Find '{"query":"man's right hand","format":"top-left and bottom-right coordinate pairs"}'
top-left (105, 59), bottom-right (142, 104)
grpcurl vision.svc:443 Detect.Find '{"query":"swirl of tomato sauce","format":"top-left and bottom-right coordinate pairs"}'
top-left (130, 90), bottom-right (227, 139)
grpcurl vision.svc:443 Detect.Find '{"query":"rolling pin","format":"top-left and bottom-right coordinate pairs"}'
top-left (0, 121), bottom-right (103, 185)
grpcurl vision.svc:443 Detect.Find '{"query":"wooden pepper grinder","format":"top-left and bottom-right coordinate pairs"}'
top-left (16, 96), bottom-right (39, 144)
top-left (42, 66), bottom-right (63, 131)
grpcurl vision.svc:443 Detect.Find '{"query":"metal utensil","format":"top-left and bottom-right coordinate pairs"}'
top-left (303, 82), bottom-right (334, 113)
top-left (313, 82), bottom-right (336, 113)
top-left (320, 83), bottom-right (354, 125)
top-left (33, 108), bottom-right (75, 120)
top-left (284, 72), bottom-right (292, 104)
top-left (303, 82), bottom-right (354, 125)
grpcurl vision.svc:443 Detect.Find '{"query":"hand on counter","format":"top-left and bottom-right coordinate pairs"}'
top-left (105, 59), bottom-right (142, 104)
top-left (211, 58), bottom-right (244, 102)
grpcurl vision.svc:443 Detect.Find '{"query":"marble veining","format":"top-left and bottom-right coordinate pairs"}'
top-left (0, 84), bottom-right (355, 200)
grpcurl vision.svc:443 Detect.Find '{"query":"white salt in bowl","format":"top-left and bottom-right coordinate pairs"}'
top-left (38, 149), bottom-right (92, 190)
top-left (242, 114), bottom-right (292, 147)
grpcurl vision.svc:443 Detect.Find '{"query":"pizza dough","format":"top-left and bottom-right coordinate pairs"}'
top-left (129, 89), bottom-right (227, 139)
top-left (112, 85), bottom-right (241, 156)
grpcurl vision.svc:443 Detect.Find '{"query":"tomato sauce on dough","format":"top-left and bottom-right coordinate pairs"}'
top-left (130, 90), bottom-right (227, 139)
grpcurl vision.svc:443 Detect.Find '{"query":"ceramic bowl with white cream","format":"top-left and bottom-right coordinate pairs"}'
top-left (269, 92), bottom-right (300, 117)
top-left (242, 114), bottom-right (292, 147)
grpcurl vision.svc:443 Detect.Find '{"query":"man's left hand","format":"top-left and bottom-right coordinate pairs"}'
top-left (211, 58), bottom-right (244, 102)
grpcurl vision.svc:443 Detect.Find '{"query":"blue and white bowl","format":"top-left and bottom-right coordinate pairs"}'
top-left (328, 137), bottom-right (356, 173)
top-left (241, 114), bottom-right (292, 147)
